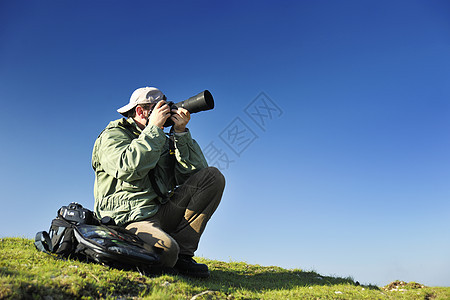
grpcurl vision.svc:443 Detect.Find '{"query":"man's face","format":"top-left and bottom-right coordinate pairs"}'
top-left (135, 104), bottom-right (153, 123)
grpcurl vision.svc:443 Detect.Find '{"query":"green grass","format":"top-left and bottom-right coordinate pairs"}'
top-left (1, 237), bottom-right (449, 299)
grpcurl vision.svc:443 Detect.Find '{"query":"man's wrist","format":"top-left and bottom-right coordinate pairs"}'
top-left (173, 128), bottom-right (189, 137)
top-left (173, 127), bottom-right (187, 133)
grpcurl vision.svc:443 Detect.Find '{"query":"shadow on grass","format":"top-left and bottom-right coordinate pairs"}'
top-left (185, 267), bottom-right (380, 293)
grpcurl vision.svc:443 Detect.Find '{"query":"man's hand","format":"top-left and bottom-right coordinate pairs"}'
top-left (171, 107), bottom-right (191, 133)
top-left (148, 101), bottom-right (171, 129)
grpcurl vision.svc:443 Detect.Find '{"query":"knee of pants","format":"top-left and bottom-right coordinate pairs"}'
top-left (205, 166), bottom-right (226, 191)
top-left (159, 236), bottom-right (180, 268)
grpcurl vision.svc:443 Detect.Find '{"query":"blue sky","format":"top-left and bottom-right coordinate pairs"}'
top-left (1, 0), bottom-right (449, 287)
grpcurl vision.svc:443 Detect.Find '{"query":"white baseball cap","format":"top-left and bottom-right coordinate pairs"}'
top-left (117, 87), bottom-right (165, 116)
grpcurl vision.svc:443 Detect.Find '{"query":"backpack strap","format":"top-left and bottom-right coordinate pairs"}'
top-left (149, 168), bottom-right (169, 202)
top-left (148, 130), bottom-right (176, 202)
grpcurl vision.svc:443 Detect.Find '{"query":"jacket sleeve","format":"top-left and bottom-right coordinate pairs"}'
top-left (173, 130), bottom-right (208, 185)
top-left (96, 124), bottom-right (166, 182)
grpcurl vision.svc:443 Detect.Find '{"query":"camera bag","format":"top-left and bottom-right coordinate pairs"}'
top-left (34, 202), bottom-right (161, 271)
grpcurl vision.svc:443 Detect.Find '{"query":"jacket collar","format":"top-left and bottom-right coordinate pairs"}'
top-left (113, 117), bottom-right (142, 137)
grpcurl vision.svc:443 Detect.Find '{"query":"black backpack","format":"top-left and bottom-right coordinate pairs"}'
top-left (35, 202), bottom-right (161, 271)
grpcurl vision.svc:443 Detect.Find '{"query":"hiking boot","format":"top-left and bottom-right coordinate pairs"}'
top-left (174, 255), bottom-right (210, 278)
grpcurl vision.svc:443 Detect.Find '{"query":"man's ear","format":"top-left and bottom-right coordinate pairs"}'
top-left (135, 105), bottom-right (143, 117)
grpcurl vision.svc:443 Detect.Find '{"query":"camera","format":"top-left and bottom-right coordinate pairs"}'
top-left (58, 202), bottom-right (97, 225)
top-left (163, 90), bottom-right (214, 127)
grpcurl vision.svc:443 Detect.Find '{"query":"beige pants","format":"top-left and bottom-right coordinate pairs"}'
top-left (126, 167), bottom-right (225, 267)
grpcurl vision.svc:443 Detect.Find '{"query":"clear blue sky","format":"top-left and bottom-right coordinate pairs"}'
top-left (1, 0), bottom-right (449, 287)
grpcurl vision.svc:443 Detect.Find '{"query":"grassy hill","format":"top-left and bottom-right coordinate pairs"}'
top-left (1, 237), bottom-right (449, 299)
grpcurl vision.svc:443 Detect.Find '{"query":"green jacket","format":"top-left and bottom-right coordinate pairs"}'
top-left (92, 118), bottom-right (208, 226)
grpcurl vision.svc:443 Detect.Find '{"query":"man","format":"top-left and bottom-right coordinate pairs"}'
top-left (92, 86), bottom-right (225, 278)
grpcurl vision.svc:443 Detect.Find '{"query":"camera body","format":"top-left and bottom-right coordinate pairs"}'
top-left (58, 202), bottom-right (97, 225)
top-left (163, 90), bottom-right (214, 127)
top-left (163, 101), bottom-right (180, 127)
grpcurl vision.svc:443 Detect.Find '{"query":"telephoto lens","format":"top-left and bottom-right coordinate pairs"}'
top-left (163, 90), bottom-right (214, 127)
